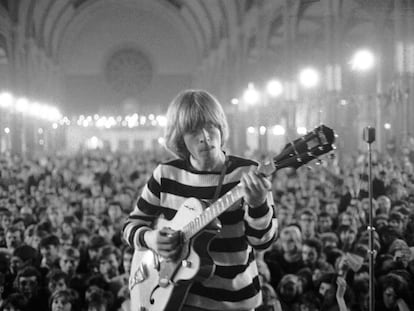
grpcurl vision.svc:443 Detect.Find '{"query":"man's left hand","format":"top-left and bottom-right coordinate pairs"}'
top-left (241, 168), bottom-right (272, 208)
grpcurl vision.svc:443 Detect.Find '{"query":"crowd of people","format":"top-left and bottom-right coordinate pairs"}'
top-left (0, 133), bottom-right (414, 310)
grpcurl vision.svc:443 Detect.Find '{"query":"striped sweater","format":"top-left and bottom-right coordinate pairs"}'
top-left (122, 155), bottom-right (277, 310)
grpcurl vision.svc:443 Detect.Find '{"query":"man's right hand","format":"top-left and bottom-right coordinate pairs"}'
top-left (144, 227), bottom-right (183, 260)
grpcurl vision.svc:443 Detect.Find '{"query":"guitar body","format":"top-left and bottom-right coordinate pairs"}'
top-left (129, 198), bottom-right (220, 311)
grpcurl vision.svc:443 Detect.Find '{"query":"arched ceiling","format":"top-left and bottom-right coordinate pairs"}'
top-left (11, 0), bottom-right (402, 76)
top-left (1, 0), bottom-right (401, 115)
top-left (16, 0), bottom-right (244, 75)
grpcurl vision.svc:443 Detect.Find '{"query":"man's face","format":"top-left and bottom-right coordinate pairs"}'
top-left (339, 229), bottom-right (357, 245)
top-left (51, 295), bottom-right (72, 311)
top-left (10, 256), bottom-right (23, 273)
top-left (48, 278), bottom-right (68, 294)
top-left (108, 204), bottom-right (122, 220)
top-left (183, 124), bottom-right (223, 170)
top-left (18, 275), bottom-right (38, 298)
top-left (6, 230), bottom-right (21, 249)
top-left (325, 206), bottom-right (337, 222)
top-left (383, 287), bottom-right (396, 309)
top-left (40, 244), bottom-right (59, 263)
top-left (299, 215), bottom-right (315, 236)
top-left (318, 216), bottom-right (332, 232)
top-left (1, 215), bottom-right (11, 230)
top-left (389, 219), bottom-right (404, 235)
top-left (281, 233), bottom-right (298, 254)
top-left (99, 254), bottom-right (119, 279)
top-left (302, 245), bottom-right (318, 266)
top-left (319, 282), bottom-right (332, 297)
top-left (59, 256), bottom-right (79, 275)
top-left (77, 234), bottom-right (89, 249)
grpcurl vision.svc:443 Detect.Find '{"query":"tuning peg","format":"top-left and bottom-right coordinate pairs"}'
top-left (332, 144), bottom-right (337, 150)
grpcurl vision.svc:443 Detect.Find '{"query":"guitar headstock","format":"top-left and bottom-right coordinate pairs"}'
top-left (272, 124), bottom-right (335, 171)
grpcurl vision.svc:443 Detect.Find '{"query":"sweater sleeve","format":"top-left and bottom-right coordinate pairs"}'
top-left (122, 165), bottom-right (163, 249)
top-left (244, 191), bottom-right (278, 250)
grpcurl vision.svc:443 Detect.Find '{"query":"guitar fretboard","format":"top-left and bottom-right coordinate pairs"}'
top-left (181, 184), bottom-right (244, 241)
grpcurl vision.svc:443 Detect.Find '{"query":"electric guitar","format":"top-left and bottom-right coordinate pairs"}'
top-left (129, 124), bottom-right (336, 311)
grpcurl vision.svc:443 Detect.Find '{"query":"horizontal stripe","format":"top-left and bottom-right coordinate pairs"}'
top-left (126, 214), bottom-right (154, 222)
top-left (137, 198), bottom-right (162, 216)
top-left (201, 258), bottom-right (259, 290)
top-left (190, 275), bottom-right (261, 302)
top-left (164, 156), bottom-right (257, 175)
top-left (250, 233), bottom-right (276, 250)
top-left (244, 204), bottom-right (273, 230)
top-left (184, 292), bottom-right (261, 311)
top-left (140, 184), bottom-right (160, 205)
top-left (209, 247), bottom-right (251, 267)
top-left (162, 178), bottom-right (217, 199)
top-left (218, 208), bottom-right (244, 225)
top-left (247, 202), bottom-right (269, 218)
top-left (209, 236), bottom-right (248, 252)
top-left (162, 157), bottom-right (254, 186)
top-left (245, 218), bottom-right (273, 238)
top-left (214, 250), bottom-right (255, 278)
top-left (215, 222), bottom-right (245, 238)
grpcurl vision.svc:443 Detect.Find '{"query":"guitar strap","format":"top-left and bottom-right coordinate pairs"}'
top-left (212, 155), bottom-right (230, 202)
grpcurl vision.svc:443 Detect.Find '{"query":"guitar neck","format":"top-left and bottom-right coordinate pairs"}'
top-left (181, 184), bottom-right (244, 242)
top-left (180, 124), bottom-right (335, 242)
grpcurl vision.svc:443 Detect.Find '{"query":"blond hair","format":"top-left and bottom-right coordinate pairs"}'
top-left (164, 89), bottom-right (229, 159)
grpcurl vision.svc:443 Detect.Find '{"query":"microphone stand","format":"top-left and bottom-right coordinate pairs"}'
top-left (363, 126), bottom-right (376, 311)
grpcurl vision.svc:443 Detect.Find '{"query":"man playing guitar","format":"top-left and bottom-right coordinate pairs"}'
top-left (122, 89), bottom-right (278, 311)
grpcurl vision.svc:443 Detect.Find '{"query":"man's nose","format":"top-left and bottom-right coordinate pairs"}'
top-left (199, 128), bottom-right (210, 142)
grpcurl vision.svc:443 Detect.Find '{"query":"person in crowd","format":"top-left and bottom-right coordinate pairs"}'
top-left (265, 225), bottom-right (305, 291)
top-left (85, 286), bottom-right (110, 311)
top-left (49, 289), bottom-right (78, 311)
top-left (58, 246), bottom-right (86, 302)
top-left (317, 211), bottom-right (334, 234)
top-left (298, 208), bottom-right (318, 240)
top-left (108, 245), bottom-right (132, 306)
top-left (302, 238), bottom-right (335, 283)
top-left (46, 269), bottom-right (69, 295)
top-left (275, 274), bottom-right (303, 310)
top-left (96, 245), bottom-right (121, 285)
top-left (337, 224), bottom-right (358, 253)
top-left (24, 224), bottom-right (47, 250)
top-left (4, 226), bottom-right (24, 255)
top-left (122, 89), bottom-right (277, 311)
top-left (39, 234), bottom-right (61, 274)
top-left (376, 195), bottom-right (392, 215)
top-left (85, 235), bottom-right (108, 275)
top-left (387, 211), bottom-right (405, 238)
top-left (376, 273), bottom-right (412, 311)
top-left (0, 209), bottom-right (12, 233)
top-left (13, 265), bottom-right (49, 310)
top-left (316, 272), bottom-right (353, 311)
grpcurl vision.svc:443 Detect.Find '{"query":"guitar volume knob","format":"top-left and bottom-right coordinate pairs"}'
top-left (182, 259), bottom-right (192, 268)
